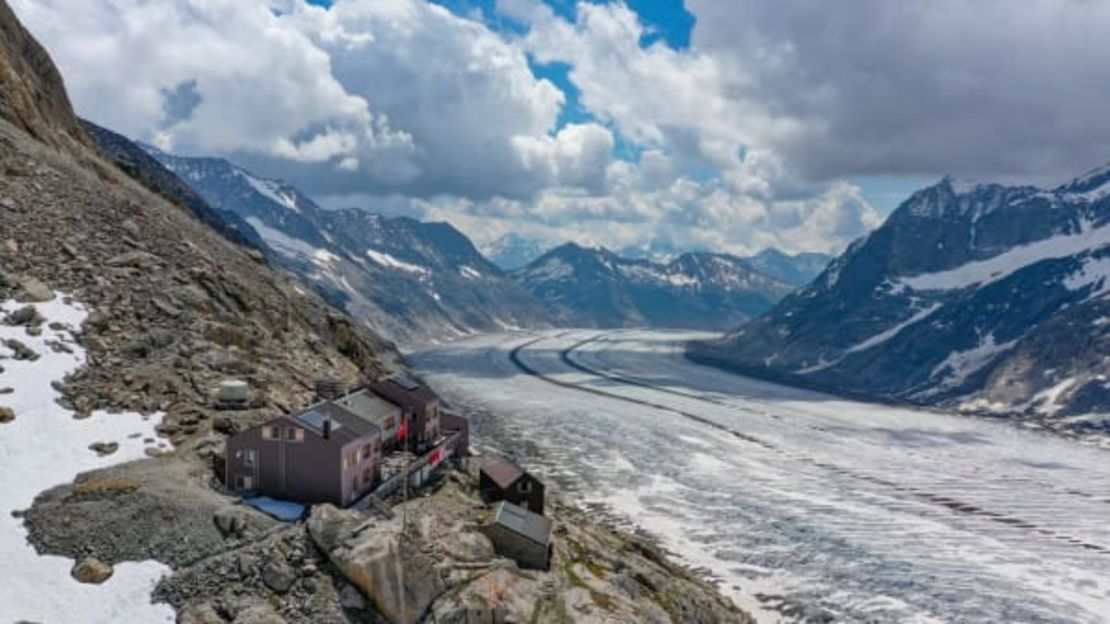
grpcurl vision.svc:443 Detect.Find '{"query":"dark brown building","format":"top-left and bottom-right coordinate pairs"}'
top-left (226, 402), bottom-right (382, 507)
top-left (478, 455), bottom-right (545, 515)
top-left (440, 410), bottom-right (470, 458)
top-left (368, 376), bottom-right (442, 452)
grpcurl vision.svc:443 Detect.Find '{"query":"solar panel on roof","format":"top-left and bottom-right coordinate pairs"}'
top-left (388, 376), bottom-right (420, 391)
top-left (295, 409), bottom-right (339, 433)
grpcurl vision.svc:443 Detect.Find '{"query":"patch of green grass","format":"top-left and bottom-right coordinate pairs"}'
top-left (589, 589), bottom-right (613, 611)
top-left (565, 537), bottom-right (607, 579)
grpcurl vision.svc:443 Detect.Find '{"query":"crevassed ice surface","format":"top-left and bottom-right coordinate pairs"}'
top-left (0, 295), bottom-right (174, 624)
top-left (412, 329), bottom-right (1110, 623)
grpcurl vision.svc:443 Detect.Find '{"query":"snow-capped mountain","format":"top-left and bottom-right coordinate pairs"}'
top-left (691, 171), bottom-right (1110, 424)
top-left (743, 248), bottom-right (833, 286)
top-left (144, 149), bottom-right (548, 344)
top-left (513, 243), bottom-right (795, 330)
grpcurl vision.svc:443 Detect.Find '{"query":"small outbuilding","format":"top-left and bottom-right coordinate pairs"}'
top-left (479, 454), bottom-right (545, 515)
top-left (483, 501), bottom-right (553, 570)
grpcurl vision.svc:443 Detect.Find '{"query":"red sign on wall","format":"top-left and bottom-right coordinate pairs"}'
top-left (428, 448), bottom-right (443, 467)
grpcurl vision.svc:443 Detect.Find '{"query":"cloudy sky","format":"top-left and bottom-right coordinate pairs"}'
top-left (12, 0), bottom-right (1110, 257)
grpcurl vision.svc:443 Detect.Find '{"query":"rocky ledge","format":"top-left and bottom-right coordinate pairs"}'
top-left (24, 458), bottom-right (750, 624)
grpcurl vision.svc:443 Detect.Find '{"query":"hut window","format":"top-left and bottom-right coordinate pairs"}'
top-left (285, 427), bottom-right (303, 442)
top-left (243, 449), bottom-right (257, 468)
top-left (262, 426), bottom-right (279, 440)
top-left (519, 480), bottom-right (531, 493)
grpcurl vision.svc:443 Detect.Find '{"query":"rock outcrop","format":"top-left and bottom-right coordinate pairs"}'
top-left (305, 473), bottom-right (750, 624)
top-left (71, 556), bottom-right (113, 584)
top-left (308, 505), bottom-right (447, 624)
top-left (0, 1), bottom-right (89, 149)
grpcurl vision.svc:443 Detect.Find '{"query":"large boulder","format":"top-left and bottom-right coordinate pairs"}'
top-left (261, 558), bottom-right (297, 594)
top-left (213, 505), bottom-right (253, 539)
top-left (307, 505), bottom-right (447, 624)
top-left (15, 276), bottom-right (52, 303)
top-left (70, 556), bottom-right (113, 584)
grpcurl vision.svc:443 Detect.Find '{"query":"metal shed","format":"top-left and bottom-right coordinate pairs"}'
top-left (483, 501), bottom-right (553, 570)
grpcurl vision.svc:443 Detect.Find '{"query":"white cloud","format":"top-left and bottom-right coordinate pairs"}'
top-left (10, 0), bottom-right (410, 168)
top-left (10, 0), bottom-right (610, 199)
top-left (688, 0), bottom-right (1110, 184)
top-left (11, 0), bottom-right (892, 255)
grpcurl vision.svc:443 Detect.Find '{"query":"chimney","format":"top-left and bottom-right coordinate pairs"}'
top-left (322, 416), bottom-right (332, 440)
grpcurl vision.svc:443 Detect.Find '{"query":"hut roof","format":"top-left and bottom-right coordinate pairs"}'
top-left (492, 501), bottom-right (552, 547)
top-left (480, 455), bottom-right (525, 489)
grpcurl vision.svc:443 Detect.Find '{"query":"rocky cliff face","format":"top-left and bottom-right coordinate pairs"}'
top-left (0, 1), bottom-right (88, 149)
top-left (145, 149), bottom-right (550, 345)
top-left (692, 172), bottom-right (1110, 434)
top-left (514, 243), bottom-right (795, 330)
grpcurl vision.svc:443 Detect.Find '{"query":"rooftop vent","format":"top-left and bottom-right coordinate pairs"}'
top-left (315, 378), bottom-right (347, 402)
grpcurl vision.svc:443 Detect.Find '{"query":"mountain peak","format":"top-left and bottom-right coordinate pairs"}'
top-left (1058, 161), bottom-right (1110, 195)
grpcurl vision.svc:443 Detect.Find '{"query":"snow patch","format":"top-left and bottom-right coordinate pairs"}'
top-left (236, 169), bottom-right (299, 212)
top-left (1033, 377), bottom-right (1080, 416)
top-left (524, 257), bottom-right (573, 281)
top-left (845, 304), bottom-right (942, 354)
top-left (245, 217), bottom-right (324, 264)
top-left (459, 266), bottom-right (482, 280)
top-left (926, 333), bottom-right (1017, 394)
top-left (900, 220), bottom-right (1110, 292)
top-left (366, 249), bottom-right (429, 276)
top-left (1064, 254), bottom-right (1110, 299)
top-left (0, 295), bottom-right (173, 623)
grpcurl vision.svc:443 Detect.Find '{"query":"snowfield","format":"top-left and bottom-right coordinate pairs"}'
top-left (900, 219), bottom-right (1110, 292)
top-left (413, 329), bottom-right (1110, 623)
top-left (0, 295), bottom-right (173, 623)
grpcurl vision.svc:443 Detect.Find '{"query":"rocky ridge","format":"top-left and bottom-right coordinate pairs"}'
top-left (142, 148), bottom-right (550, 345)
top-left (28, 464), bottom-right (748, 624)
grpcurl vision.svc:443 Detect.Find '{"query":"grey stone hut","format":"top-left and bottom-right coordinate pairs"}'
top-left (483, 501), bottom-right (553, 570)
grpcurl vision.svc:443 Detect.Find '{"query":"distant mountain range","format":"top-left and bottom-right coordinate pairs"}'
top-left (513, 243), bottom-right (795, 330)
top-left (743, 248), bottom-right (832, 286)
top-left (65, 132), bottom-right (824, 344)
top-left (691, 171), bottom-right (1110, 422)
top-left (481, 234), bottom-right (552, 271)
top-left (485, 235), bottom-right (831, 288)
top-left (142, 148), bottom-right (549, 344)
